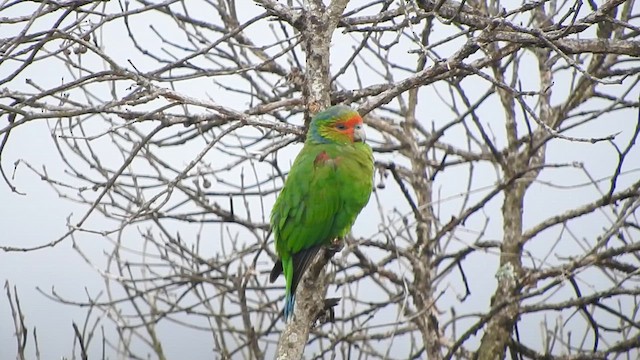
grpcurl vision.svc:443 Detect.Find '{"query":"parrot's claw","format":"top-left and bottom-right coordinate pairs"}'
top-left (327, 237), bottom-right (344, 255)
top-left (314, 297), bottom-right (340, 325)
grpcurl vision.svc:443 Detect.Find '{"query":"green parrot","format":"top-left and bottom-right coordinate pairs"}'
top-left (269, 105), bottom-right (374, 321)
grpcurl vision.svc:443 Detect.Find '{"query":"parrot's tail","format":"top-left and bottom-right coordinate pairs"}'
top-left (284, 293), bottom-right (296, 321)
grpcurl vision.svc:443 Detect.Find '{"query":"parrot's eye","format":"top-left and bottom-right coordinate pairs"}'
top-left (336, 124), bottom-right (347, 130)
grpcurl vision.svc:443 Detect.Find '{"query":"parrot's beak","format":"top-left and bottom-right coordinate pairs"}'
top-left (353, 124), bottom-right (366, 142)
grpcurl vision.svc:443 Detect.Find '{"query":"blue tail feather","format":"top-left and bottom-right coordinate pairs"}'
top-left (284, 293), bottom-right (296, 321)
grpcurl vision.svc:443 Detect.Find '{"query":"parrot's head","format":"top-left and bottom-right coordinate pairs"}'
top-left (306, 105), bottom-right (366, 145)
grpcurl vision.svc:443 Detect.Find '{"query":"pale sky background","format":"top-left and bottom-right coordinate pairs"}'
top-left (1, 1), bottom-right (639, 359)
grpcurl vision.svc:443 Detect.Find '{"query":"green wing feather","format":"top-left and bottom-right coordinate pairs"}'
top-left (270, 140), bottom-right (373, 320)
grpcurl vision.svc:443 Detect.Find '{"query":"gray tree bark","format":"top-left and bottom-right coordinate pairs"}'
top-left (275, 1), bottom-right (351, 359)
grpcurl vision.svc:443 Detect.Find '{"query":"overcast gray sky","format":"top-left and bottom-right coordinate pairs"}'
top-left (2, 1), bottom-right (639, 359)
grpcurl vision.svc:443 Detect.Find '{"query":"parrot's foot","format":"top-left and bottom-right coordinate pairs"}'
top-left (327, 237), bottom-right (344, 255)
top-left (314, 297), bottom-right (340, 325)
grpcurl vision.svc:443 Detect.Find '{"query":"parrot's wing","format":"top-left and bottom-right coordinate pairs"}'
top-left (269, 260), bottom-right (282, 283)
top-left (269, 245), bottom-right (322, 294)
top-left (270, 146), bottom-right (342, 293)
top-left (288, 245), bottom-right (322, 294)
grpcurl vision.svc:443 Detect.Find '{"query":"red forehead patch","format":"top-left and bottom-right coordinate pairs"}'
top-left (342, 114), bottom-right (363, 128)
